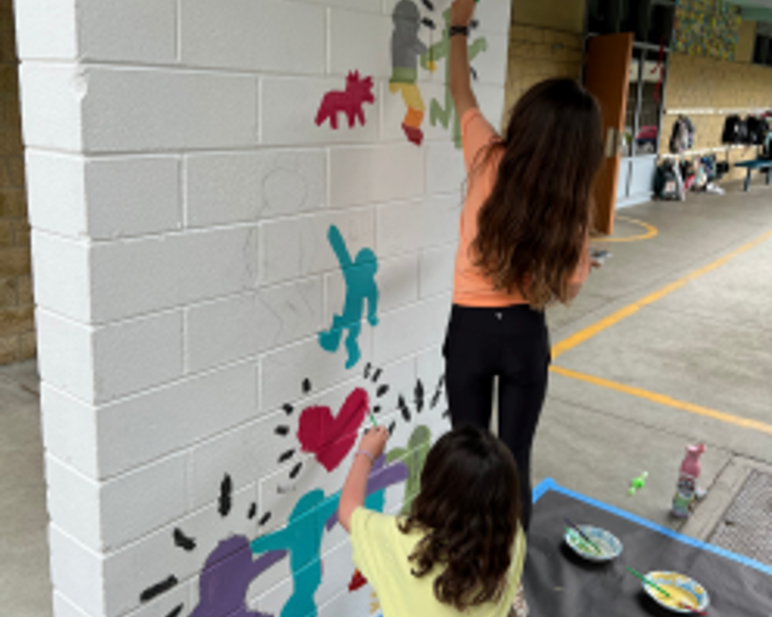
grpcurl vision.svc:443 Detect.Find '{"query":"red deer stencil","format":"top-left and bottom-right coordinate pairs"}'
top-left (315, 71), bottom-right (375, 130)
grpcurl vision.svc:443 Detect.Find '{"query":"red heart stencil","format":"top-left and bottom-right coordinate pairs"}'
top-left (297, 388), bottom-right (369, 472)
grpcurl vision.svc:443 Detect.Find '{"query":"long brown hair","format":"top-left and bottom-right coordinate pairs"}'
top-left (399, 426), bottom-right (521, 611)
top-left (471, 78), bottom-right (604, 309)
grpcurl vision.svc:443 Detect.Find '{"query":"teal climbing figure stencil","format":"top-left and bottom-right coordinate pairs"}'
top-left (318, 225), bottom-right (379, 370)
top-left (421, 9), bottom-right (488, 148)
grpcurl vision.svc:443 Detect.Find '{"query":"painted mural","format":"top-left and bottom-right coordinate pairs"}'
top-left (136, 362), bottom-right (449, 617)
top-left (674, 0), bottom-right (742, 61)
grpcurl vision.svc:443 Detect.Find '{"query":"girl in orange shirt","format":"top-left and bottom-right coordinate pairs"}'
top-left (444, 0), bottom-right (604, 531)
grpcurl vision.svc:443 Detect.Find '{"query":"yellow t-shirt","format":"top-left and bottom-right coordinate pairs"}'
top-left (350, 507), bottom-right (526, 617)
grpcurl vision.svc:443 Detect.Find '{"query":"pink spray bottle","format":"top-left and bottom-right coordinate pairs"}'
top-left (671, 443), bottom-right (706, 519)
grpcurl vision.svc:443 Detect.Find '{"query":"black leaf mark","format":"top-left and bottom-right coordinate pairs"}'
top-left (398, 395), bottom-right (411, 422)
top-left (421, 0), bottom-right (435, 10)
top-left (442, 409), bottom-right (450, 419)
top-left (248, 503), bottom-right (257, 519)
top-left (372, 368), bottom-right (382, 382)
top-left (431, 375), bottom-right (445, 408)
top-left (373, 405), bottom-right (381, 414)
top-left (279, 449), bottom-right (295, 463)
top-left (218, 475), bottom-right (232, 518)
top-left (166, 605), bottom-right (184, 617)
top-left (290, 462), bottom-right (303, 479)
top-left (275, 425), bottom-right (290, 436)
top-left (388, 421), bottom-right (396, 435)
top-left (259, 512), bottom-right (272, 526)
top-left (140, 576), bottom-right (178, 603)
top-left (414, 379), bottom-right (425, 413)
top-left (376, 384), bottom-right (389, 398)
top-left (364, 362), bottom-right (371, 379)
top-left (173, 528), bottom-right (196, 552)
top-left (470, 66), bottom-right (478, 81)
top-left (422, 17), bottom-right (436, 29)
top-left (283, 403), bottom-right (294, 415)
top-left (302, 378), bottom-right (312, 394)
top-left (470, 19), bottom-right (479, 29)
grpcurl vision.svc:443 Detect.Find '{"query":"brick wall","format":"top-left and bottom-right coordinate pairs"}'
top-left (0, 0), bottom-right (34, 365)
top-left (661, 53), bottom-right (772, 183)
top-left (503, 0), bottom-right (584, 125)
top-left (14, 2), bottom-right (511, 617)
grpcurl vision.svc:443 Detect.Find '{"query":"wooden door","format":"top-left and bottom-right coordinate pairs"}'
top-left (584, 33), bottom-right (633, 235)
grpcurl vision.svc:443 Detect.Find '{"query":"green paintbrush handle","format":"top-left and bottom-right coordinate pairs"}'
top-left (625, 567), bottom-right (672, 598)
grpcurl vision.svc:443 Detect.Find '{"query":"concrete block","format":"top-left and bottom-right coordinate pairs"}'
top-left (18, 64), bottom-right (84, 152)
top-left (317, 585), bottom-right (371, 617)
top-left (373, 294), bottom-right (449, 365)
top-left (472, 33), bottom-right (509, 86)
top-left (81, 67), bottom-right (257, 153)
top-left (419, 244), bottom-right (455, 298)
top-left (316, 540), bottom-right (356, 608)
top-left (329, 9), bottom-right (391, 79)
top-left (260, 208), bottom-right (375, 286)
top-left (376, 194), bottom-right (459, 258)
top-left (474, 0), bottom-right (513, 34)
top-left (90, 226), bottom-right (259, 323)
top-left (25, 151), bottom-right (87, 239)
top-left (425, 141), bottom-right (466, 195)
top-left (104, 487), bottom-right (254, 617)
top-left (303, 0), bottom-right (380, 10)
top-left (325, 253), bottom-right (419, 324)
top-left (92, 310), bottom-right (184, 403)
top-left (84, 156), bottom-right (182, 239)
top-left (477, 84), bottom-right (506, 133)
top-left (48, 527), bottom-right (104, 617)
top-left (41, 385), bottom-right (98, 478)
top-left (77, 0), bottom-right (176, 63)
top-left (180, 0), bottom-right (325, 74)
top-left (185, 294), bottom-right (260, 374)
top-left (259, 332), bottom-right (373, 412)
top-left (96, 362), bottom-right (257, 478)
top-left (185, 276), bottom-right (323, 373)
top-left (100, 453), bottom-right (187, 551)
top-left (260, 76), bottom-right (379, 146)
top-left (13, 0), bottom-right (77, 60)
top-left (185, 149), bottom-right (325, 228)
top-left (46, 456), bottom-right (102, 550)
top-left (329, 144), bottom-right (424, 209)
top-left (36, 309), bottom-right (94, 403)
top-left (52, 592), bottom-right (95, 617)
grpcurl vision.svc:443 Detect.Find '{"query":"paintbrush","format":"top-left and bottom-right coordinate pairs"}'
top-left (625, 566), bottom-right (672, 598)
top-left (564, 517), bottom-right (603, 555)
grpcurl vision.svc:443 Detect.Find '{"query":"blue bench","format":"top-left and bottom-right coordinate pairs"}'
top-left (735, 158), bottom-right (772, 191)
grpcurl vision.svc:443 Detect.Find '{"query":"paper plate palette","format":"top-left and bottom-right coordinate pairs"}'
top-left (642, 571), bottom-right (709, 614)
top-left (564, 525), bottom-right (623, 562)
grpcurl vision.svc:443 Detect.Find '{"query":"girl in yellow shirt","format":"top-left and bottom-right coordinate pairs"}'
top-left (339, 425), bottom-right (527, 617)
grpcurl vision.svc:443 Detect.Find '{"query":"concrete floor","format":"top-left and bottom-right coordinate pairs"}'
top-left (2, 182), bottom-right (772, 616)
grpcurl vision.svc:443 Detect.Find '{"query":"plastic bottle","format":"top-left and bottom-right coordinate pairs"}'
top-left (671, 444), bottom-right (706, 519)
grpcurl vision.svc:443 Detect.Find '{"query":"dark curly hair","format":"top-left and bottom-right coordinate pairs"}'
top-left (471, 78), bottom-right (604, 309)
top-left (399, 425), bottom-right (521, 611)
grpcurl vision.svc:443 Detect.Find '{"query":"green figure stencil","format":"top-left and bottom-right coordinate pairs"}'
top-left (386, 424), bottom-right (432, 515)
top-left (421, 9), bottom-right (487, 148)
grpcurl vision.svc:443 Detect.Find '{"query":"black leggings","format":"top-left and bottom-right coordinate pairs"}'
top-left (443, 304), bottom-right (551, 531)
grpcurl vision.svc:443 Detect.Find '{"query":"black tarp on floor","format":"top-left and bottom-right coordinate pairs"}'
top-left (523, 480), bottom-right (772, 617)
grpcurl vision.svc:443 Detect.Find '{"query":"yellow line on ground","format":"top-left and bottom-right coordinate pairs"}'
top-left (594, 216), bottom-right (659, 243)
top-left (553, 228), bottom-right (772, 359)
top-left (551, 366), bottom-right (772, 436)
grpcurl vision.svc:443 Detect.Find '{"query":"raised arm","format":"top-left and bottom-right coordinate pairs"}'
top-left (339, 426), bottom-right (389, 533)
top-left (449, 0), bottom-right (479, 121)
top-left (328, 225), bottom-right (353, 270)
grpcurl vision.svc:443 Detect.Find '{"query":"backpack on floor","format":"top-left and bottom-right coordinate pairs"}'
top-left (654, 161), bottom-right (684, 200)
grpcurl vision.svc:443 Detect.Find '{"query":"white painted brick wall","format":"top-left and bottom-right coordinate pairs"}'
top-left (16, 0), bottom-right (512, 614)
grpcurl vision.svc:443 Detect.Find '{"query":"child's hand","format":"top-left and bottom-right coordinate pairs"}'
top-left (451, 0), bottom-right (476, 28)
top-left (359, 426), bottom-right (389, 461)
